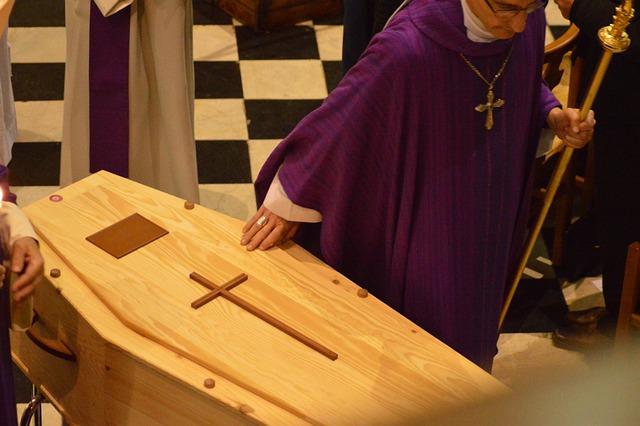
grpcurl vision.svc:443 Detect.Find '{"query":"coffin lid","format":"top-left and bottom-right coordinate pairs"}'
top-left (25, 172), bottom-right (506, 425)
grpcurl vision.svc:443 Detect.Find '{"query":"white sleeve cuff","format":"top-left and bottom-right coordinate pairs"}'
top-left (2, 202), bottom-right (38, 247)
top-left (263, 172), bottom-right (322, 223)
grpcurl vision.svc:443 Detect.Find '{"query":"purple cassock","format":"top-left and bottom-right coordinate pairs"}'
top-left (256, 0), bottom-right (559, 370)
top-left (0, 165), bottom-right (16, 426)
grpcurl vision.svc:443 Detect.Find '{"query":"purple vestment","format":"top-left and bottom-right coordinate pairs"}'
top-left (1, 165), bottom-right (16, 426)
top-left (89, 3), bottom-right (130, 176)
top-left (256, 0), bottom-right (559, 370)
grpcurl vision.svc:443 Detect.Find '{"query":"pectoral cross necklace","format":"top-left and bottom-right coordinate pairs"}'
top-left (459, 45), bottom-right (514, 130)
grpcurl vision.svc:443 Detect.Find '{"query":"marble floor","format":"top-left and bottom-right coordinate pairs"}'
top-left (7, 1), bottom-right (611, 424)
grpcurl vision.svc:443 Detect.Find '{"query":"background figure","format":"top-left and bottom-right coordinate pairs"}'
top-left (0, 166), bottom-right (44, 426)
top-left (61, 0), bottom-right (199, 201)
top-left (0, 28), bottom-right (16, 165)
top-left (244, 0), bottom-right (594, 370)
top-left (553, 0), bottom-right (639, 348)
top-left (342, 0), bottom-right (405, 73)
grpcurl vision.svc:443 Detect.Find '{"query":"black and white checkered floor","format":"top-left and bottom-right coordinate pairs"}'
top-left (8, 1), bottom-right (583, 423)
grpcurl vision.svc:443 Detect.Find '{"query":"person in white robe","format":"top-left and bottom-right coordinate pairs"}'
top-left (61, 0), bottom-right (200, 202)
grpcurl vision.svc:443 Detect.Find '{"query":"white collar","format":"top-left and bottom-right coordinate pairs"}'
top-left (461, 0), bottom-right (498, 43)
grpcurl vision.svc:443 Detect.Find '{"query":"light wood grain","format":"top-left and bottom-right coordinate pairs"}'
top-left (18, 171), bottom-right (507, 425)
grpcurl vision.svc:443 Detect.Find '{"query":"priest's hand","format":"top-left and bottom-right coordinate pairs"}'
top-left (241, 206), bottom-right (300, 251)
top-left (10, 237), bottom-right (44, 302)
top-left (547, 107), bottom-right (595, 149)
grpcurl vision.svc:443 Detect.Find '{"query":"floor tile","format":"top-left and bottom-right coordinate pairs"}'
top-left (192, 0), bottom-right (234, 26)
top-left (323, 60), bottom-right (343, 93)
top-left (195, 98), bottom-right (248, 140)
top-left (247, 139), bottom-right (281, 181)
top-left (545, 2), bottom-right (570, 26)
top-left (493, 332), bottom-right (590, 390)
top-left (196, 140), bottom-right (252, 184)
top-left (313, 15), bottom-right (343, 26)
top-left (549, 25), bottom-right (571, 41)
top-left (195, 61), bottom-right (243, 98)
top-left (236, 25), bottom-right (320, 60)
top-left (199, 183), bottom-right (257, 221)
top-left (562, 276), bottom-right (606, 311)
top-left (8, 142), bottom-right (61, 186)
top-left (12, 185), bottom-right (60, 206)
top-left (315, 25), bottom-right (343, 61)
top-left (240, 60), bottom-right (327, 99)
top-left (10, 63), bottom-right (65, 101)
top-left (245, 99), bottom-right (322, 139)
top-left (15, 100), bottom-right (63, 142)
top-left (193, 25), bottom-right (238, 61)
top-left (16, 402), bottom-right (63, 426)
top-left (8, 27), bottom-right (66, 63)
top-left (9, 0), bottom-right (65, 27)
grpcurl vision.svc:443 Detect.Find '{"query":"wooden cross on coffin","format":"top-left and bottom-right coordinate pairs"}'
top-left (189, 272), bottom-right (338, 361)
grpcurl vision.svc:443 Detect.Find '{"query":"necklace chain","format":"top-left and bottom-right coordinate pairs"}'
top-left (459, 45), bottom-right (514, 90)
top-left (458, 46), bottom-right (514, 130)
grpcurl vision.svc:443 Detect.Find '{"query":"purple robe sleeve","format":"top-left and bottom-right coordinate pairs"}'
top-left (539, 81), bottom-right (561, 127)
top-left (255, 29), bottom-right (417, 263)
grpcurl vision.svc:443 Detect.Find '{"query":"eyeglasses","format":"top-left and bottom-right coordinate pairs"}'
top-left (483, 0), bottom-right (548, 19)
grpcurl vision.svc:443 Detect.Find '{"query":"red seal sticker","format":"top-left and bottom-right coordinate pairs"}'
top-left (49, 194), bottom-right (63, 202)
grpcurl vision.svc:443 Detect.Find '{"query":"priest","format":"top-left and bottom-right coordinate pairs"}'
top-left (242, 0), bottom-right (595, 370)
top-left (61, 0), bottom-right (199, 201)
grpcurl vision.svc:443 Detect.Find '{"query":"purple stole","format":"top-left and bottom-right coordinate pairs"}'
top-left (89, 3), bottom-right (130, 177)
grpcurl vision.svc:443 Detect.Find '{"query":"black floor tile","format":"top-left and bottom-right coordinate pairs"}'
top-left (236, 25), bottom-right (320, 60)
top-left (8, 142), bottom-right (61, 186)
top-left (193, 0), bottom-right (233, 25)
top-left (501, 278), bottom-right (568, 333)
top-left (322, 61), bottom-right (343, 94)
top-left (10, 63), bottom-right (65, 101)
top-left (194, 61), bottom-right (243, 98)
top-left (13, 364), bottom-right (32, 404)
top-left (196, 140), bottom-right (251, 184)
top-left (9, 0), bottom-right (65, 27)
top-left (313, 14), bottom-right (343, 25)
top-left (549, 25), bottom-right (571, 41)
top-left (245, 99), bottom-right (322, 139)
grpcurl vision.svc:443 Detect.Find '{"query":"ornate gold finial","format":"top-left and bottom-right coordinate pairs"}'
top-left (599, 0), bottom-right (635, 53)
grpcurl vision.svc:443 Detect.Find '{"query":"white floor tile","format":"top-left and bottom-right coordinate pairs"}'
top-left (193, 25), bottom-right (239, 61)
top-left (545, 2), bottom-right (570, 27)
top-left (562, 276), bottom-right (606, 311)
top-left (13, 186), bottom-right (59, 207)
top-left (15, 101), bottom-right (63, 142)
top-left (240, 60), bottom-right (327, 100)
top-left (247, 139), bottom-right (280, 181)
top-left (195, 99), bottom-right (248, 140)
top-left (8, 27), bottom-right (66, 63)
top-left (199, 183), bottom-right (256, 221)
top-left (494, 332), bottom-right (590, 389)
top-left (315, 25), bottom-right (343, 61)
top-left (16, 402), bottom-right (63, 426)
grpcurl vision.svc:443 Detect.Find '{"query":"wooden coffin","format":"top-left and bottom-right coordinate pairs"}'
top-left (218, 0), bottom-right (342, 30)
top-left (11, 171), bottom-right (507, 425)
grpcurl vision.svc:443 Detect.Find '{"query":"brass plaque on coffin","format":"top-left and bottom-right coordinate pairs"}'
top-left (86, 213), bottom-right (168, 258)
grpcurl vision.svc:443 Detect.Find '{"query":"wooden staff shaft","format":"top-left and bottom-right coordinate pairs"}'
top-left (498, 50), bottom-right (614, 330)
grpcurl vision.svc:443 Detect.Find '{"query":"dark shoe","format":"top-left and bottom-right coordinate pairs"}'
top-left (552, 326), bottom-right (611, 352)
top-left (566, 306), bottom-right (607, 327)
